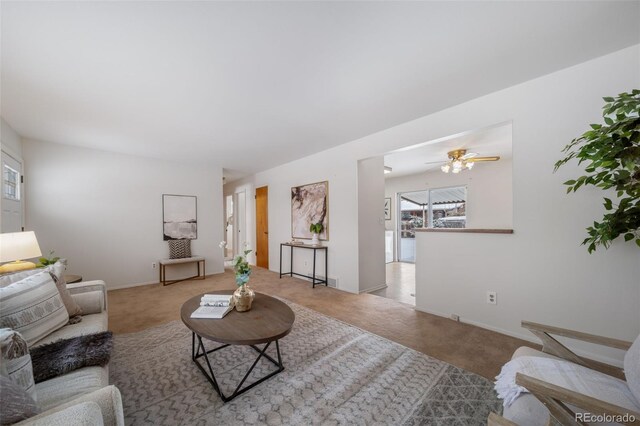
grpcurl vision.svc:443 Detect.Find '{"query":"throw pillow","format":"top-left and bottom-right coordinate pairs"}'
top-left (0, 329), bottom-right (37, 401)
top-left (0, 376), bottom-right (39, 425)
top-left (169, 239), bottom-right (191, 259)
top-left (0, 260), bottom-right (66, 288)
top-left (0, 269), bottom-right (41, 288)
top-left (0, 271), bottom-right (69, 346)
top-left (47, 262), bottom-right (83, 321)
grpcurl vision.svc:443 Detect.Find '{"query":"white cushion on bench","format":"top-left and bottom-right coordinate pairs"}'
top-left (159, 256), bottom-right (205, 265)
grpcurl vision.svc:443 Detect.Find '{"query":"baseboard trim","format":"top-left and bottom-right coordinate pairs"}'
top-left (414, 306), bottom-right (624, 368)
top-left (107, 271), bottom-right (224, 291)
top-left (359, 284), bottom-right (387, 294)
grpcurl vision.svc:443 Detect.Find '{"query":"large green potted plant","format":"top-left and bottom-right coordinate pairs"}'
top-left (554, 89), bottom-right (640, 253)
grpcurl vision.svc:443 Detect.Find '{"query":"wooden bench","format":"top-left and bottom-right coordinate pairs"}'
top-left (159, 256), bottom-right (206, 286)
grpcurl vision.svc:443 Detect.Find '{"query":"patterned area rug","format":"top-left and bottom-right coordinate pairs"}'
top-left (110, 300), bottom-right (501, 425)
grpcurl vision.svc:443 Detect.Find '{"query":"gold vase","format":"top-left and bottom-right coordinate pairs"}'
top-left (233, 284), bottom-right (255, 312)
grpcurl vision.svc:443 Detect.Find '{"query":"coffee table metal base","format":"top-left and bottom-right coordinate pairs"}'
top-left (191, 332), bottom-right (284, 403)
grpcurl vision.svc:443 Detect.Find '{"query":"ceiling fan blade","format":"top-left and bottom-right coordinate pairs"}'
top-left (424, 160), bottom-right (445, 165)
top-left (461, 152), bottom-right (478, 160)
top-left (466, 156), bottom-right (500, 162)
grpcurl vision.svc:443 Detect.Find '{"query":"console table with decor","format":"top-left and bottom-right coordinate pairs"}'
top-left (279, 243), bottom-right (328, 288)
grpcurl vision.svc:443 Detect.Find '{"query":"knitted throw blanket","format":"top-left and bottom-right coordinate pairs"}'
top-left (494, 355), bottom-right (640, 412)
top-left (30, 331), bottom-right (113, 383)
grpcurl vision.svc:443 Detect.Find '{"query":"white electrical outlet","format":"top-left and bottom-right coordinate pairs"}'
top-left (152, 262), bottom-right (157, 269)
top-left (487, 291), bottom-right (497, 305)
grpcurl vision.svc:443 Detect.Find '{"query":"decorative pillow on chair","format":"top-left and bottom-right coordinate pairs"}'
top-left (169, 239), bottom-right (191, 259)
top-left (0, 328), bottom-right (37, 402)
top-left (0, 271), bottom-right (69, 346)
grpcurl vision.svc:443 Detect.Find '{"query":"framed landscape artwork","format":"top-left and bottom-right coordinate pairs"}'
top-left (291, 181), bottom-right (329, 240)
top-left (163, 194), bottom-right (197, 240)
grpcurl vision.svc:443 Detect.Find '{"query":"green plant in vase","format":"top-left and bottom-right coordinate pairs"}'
top-left (309, 222), bottom-right (324, 246)
top-left (218, 241), bottom-right (255, 312)
top-left (36, 251), bottom-right (60, 268)
top-left (554, 89), bottom-right (639, 253)
top-left (233, 248), bottom-right (252, 286)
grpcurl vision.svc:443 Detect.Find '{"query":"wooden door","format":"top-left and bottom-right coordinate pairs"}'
top-left (255, 186), bottom-right (269, 269)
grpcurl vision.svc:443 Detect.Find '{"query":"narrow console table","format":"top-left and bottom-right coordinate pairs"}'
top-left (279, 243), bottom-right (328, 288)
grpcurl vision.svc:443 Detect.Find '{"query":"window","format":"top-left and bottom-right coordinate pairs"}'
top-left (3, 164), bottom-right (20, 201)
top-left (396, 186), bottom-right (466, 262)
top-left (429, 186), bottom-right (466, 228)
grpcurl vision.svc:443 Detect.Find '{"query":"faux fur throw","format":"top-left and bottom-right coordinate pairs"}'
top-left (30, 331), bottom-right (113, 383)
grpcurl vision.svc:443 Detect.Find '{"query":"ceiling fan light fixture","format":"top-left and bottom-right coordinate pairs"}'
top-left (436, 148), bottom-right (500, 174)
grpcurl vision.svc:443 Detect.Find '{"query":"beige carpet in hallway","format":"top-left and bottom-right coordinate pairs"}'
top-left (108, 268), bottom-right (533, 380)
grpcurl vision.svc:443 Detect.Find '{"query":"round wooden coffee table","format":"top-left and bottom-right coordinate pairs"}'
top-left (181, 290), bottom-right (295, 402)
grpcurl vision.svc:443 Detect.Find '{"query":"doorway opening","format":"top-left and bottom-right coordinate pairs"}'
top-left (224, 195), bottom-right (234, 260)
top-left (371, 122), bottom-right (512, 307)
top-left (235, 191), bottom-right (247, 257)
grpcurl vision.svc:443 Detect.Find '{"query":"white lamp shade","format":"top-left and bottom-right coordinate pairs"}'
top-left (0, 231), bottom-right (43, 262)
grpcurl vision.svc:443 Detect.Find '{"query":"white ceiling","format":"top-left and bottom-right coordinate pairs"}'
top-left (1, 2), bottom-right (639, 180)
top-left (384, 123), bottom-right (512, 178)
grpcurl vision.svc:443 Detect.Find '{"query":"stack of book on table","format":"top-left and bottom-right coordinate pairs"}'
top-left (190, 294), bottom-right (234, 319)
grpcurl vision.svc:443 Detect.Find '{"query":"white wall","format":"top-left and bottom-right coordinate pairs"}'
top-left (358, 156), bottom-right (386, 292)
top-left (1, 117), bottom-right (23, 159)
top-left (249, 149), bottom-right (360, 292)
top-left (22, 139), bottom-right (224, 289)
top-left (239, 45), bottom-right (639, 363)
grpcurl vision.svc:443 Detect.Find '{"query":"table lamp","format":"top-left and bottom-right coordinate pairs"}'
top-left (0, 231), bottom-right (43, 273)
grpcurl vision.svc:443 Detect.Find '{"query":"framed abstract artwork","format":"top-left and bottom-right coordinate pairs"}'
top-left (163, 194), bottom-right (197, 240)
top-left (384, 197), bottom-right (391, 220)
top-left (291, 181), bottom-right (329, 240)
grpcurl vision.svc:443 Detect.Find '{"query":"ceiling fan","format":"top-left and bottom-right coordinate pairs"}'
top-left (425, 149), bottom-right (500, 173)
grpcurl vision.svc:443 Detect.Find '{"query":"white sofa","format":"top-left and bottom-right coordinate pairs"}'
top-left (0, 275), bottom-right (124, 426)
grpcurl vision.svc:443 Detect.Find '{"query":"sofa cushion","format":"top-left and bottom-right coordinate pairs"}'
top-left (70, 292), bottom-right (104, 316)
top-left (32, 314), bottom-right (107, 348)
top-left (0, 329), bottom-right (37, 401)
top-left (625, 334), bottom-right (640, 404)
top-left (34, 366), bottom-right (108, 411)
top-left (18, 386), bottom-right (122, 426)
top-left (0, 375), bottom-right (40, 425)
top-left (0, 272), bottom-right (69, 346)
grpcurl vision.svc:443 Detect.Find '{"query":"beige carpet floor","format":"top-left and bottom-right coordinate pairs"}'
top-left (108, 268), bottom-right (534, 380)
